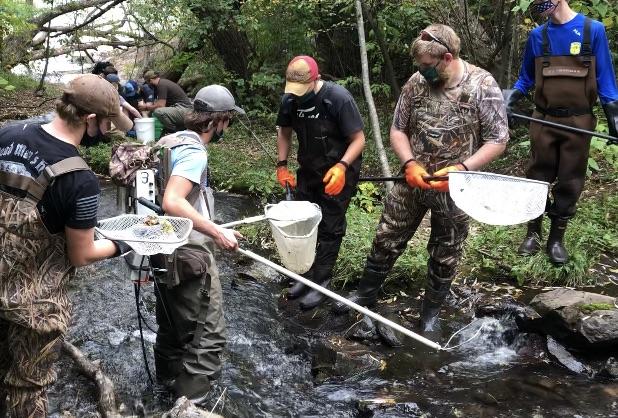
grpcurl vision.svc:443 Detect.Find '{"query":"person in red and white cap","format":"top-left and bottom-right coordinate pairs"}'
top-left (275, 55), bottom-right (366, 310)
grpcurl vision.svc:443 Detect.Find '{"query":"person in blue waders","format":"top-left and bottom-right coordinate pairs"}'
top-left (504, 0), bottom-right (618, 265)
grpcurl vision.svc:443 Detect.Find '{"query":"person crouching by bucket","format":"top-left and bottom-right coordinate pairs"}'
top-left (275, 55), bottom-right (366, 310)
top-left (149, 85), bottom-right (244, 406)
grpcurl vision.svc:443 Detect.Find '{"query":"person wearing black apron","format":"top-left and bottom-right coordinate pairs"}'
top-left (275, 55), bottom-right (366, 310)
top-left (504, 0), bottom-right (618, 265)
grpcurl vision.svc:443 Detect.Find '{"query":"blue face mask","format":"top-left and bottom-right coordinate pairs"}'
top-left (532, 0), bottom-right (558, 17)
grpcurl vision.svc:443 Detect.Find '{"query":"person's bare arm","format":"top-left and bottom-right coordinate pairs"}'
top-left (461, 143), bottom-right (506, 170)
top-left (65, 227), bottom-right (118, 267)
top-left (390, 126), bottom-right (414, 164)
top-left (340, 130), bottom-right (365, 165)
top-left (162, 175), bottom-right (240, 250)
top-left (145, 99), bottom-right (166, 111)
top-left (276, 126), bottom-right (294, 162)
top-left (122, 101), bottom-right (142, 119)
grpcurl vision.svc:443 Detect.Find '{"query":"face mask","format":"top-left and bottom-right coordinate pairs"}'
top-left (295, 90), bottom-right (316, 104)
top-left (532, 0), bottom-right (559, 18)
top-left (211, 129), bottom-right (224, 143)
top-left (82, 117), bottom-right (106, 146)
top-left (419, 60), bottom-right (443, 87)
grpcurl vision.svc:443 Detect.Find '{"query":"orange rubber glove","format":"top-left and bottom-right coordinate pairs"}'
top-left (404, 161), bottom-right (431, 190)
top-left (429, 163), bottom-right (465, 192)
top-left (276, 166), bottom-right (296, 188)
top-left (323, 162), bottom-right (347, 196)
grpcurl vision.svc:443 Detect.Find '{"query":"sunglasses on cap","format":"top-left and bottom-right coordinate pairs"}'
top-left (420, 30), bottom-right (452, 55)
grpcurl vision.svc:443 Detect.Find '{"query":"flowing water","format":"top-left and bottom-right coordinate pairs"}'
top-left (47, 181), bottom-right (618, 417)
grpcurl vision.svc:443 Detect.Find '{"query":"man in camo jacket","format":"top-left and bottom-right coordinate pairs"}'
top-left (334, 24), bottom-right (509, 331)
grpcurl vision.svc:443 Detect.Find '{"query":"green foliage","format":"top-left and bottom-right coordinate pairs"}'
top-left (0, 71), bottom-right (38, 91)
top-left (0, 77), bottom-right (14, 91)
top-left (463, 193), bottom-right (617, 287)
top-left (578, 302), bottom-right (614, 313)
top-left (352, 182), bottom-right (381, 213)
top-left (80, 142), bottom-right (113, 175)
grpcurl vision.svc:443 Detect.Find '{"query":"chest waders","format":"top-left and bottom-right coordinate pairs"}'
top-left (519, 18), bottom-right (597, 264)
top-left (0, 156), bottom-right (89, 418)
top-left (334, 77), bottom-right (482, 331)
top-left (286, 87), bottom-right (362, 310)
top-left (150, 133), bottom-right (226, 404)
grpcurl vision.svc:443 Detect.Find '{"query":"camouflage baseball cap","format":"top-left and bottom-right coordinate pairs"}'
top-left (284, 55), bottom-right (319, 96)
top-left (63, 74), bottom-right (133, 132)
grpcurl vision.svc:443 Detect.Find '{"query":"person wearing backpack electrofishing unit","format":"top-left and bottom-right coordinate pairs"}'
top-left (504, 0), bottom-right (618, 265)
top-left (0, 74), bottom-right (132, 418)
top-left (149, 85), bottom-right (244, 406)
top-left (333, 25), bottom-right (508, 332)
top-left (275, 55), bottom-right (366, 311)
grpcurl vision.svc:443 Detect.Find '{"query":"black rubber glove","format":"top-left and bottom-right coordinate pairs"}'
top-left (113, 240), bottom-right (132, 257)
top-left (602, 100), bottom-right (618, 145)
top-left (502, 89), bottom-right (525, 128)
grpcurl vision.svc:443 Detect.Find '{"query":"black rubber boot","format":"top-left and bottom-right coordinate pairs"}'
top-left (332, 267), bottom-right (388, 315)
top-left (287, 267), bottom-right (313, 299)
top-left (546, 216), bottom-right (569, 265)
top-left (298, 265), bottom-right (333, 310)
top-left (517, 216), bottom-right (543, 256)
top-left (419, 284), bottom-right (449, 332)
top-left (172, 370), bottom-right (212, 406)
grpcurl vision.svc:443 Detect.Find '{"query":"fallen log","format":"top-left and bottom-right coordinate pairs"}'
top-left (62, 341), bottom-right (120, 418)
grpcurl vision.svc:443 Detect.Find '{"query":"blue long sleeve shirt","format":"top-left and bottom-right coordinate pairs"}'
top-left (513, 13), bottom-right (618, 105)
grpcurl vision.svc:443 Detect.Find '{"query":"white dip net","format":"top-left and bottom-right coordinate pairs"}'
top-left (96, 214), bottom-right (193, 255)
top-left (448, 171), bottom-right (549, 226)
top-left (264, 201), bottom-right (322, 274)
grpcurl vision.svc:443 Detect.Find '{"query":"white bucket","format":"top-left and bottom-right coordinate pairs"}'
top-left (134, 118), bottom-right (155, 143)
top-left (265, 201), bottom-right (322, 274)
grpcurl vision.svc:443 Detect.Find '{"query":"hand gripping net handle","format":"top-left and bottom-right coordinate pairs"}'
top-left (95, 214), bottom-right (193, 255)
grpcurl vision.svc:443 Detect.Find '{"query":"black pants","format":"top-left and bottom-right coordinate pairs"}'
top-left (295, 167), bottom-right (358, 282)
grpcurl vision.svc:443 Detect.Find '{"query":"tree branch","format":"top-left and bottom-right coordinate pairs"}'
top-left (30, 39), bottom-right (137, 61)
top-left (31, 0), bottom-right (124, 26)
top-left (36, 0), bottom-right (127, 34)
top-left (129, 13), bottom-right (176, 51)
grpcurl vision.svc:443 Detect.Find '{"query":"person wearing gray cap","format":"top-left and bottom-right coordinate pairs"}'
top-left (149, 84), bottom-right (244, 406)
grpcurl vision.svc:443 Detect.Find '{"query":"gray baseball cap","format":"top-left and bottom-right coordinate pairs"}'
top-left (193, 84), bottom-right (245, 114)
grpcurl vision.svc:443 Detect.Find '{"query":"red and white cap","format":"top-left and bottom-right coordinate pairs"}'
top-left (284, 55), bottom-right (319, 96)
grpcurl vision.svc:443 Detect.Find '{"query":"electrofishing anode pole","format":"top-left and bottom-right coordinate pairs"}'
top-left (511, 112), bottom-right (618, 144)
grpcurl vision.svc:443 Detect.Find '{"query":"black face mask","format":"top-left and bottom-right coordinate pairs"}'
top-left (295, 90), bottom-right (316, 104)
top-left (81, 117), bottom-right (106, 146)
top-left (210, 130), bottom-right (224, 143)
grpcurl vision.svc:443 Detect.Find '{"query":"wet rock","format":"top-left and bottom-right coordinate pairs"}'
top-left (356, 398), bottom-right (422, 417)
top-left (311, 336), bottom-right (382, 382)
top-left (476, 295), bottom-right (541, 325)
top-left (162, 396), bottom-right (224, 418)
top-left (132, 329), bottom-right (157, 344)
top-left (520, 289), bottom-right (618, 351)
top-left (349, 315), bottom-right (379, 342)
top-left (107, 329), bottom-right (128, 347)
top-left (546, 336), bottom-right (593, 375)
top-left (375, 320), bottom-right (403, 347)
top-left (598, 357), bottom-right (618, 379)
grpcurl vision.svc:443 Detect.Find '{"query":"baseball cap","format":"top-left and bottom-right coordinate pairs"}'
top-left (105, 73), bottom-right (120, 83)
top-left (63, 74), bottom-right (133, 132)
top-left (284, 55), bottom-right (319, 96)
top-left (193, 85), bottom-right (245, 115)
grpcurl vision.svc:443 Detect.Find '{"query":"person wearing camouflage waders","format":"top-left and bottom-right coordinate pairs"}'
top-left (0, 74), bottom-right (132, 417)
top-left (504, 0), bottom-right (618, 265)
top-left (334, 24), bottom-right (509, 331)
top-left (150, 85), bottom-right (243, 406)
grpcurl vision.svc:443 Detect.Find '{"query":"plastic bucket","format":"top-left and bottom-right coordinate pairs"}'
top-left (134, 118), bottom-right (155, 143)
top-left (265, 201), bottom-right (322, 274)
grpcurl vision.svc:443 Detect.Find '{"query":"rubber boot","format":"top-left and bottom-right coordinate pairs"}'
top-left (298, 264), bottom-right (334, 310)
top-left (546, 216), bottom-right (569, 265)
top-left (517, 216), bottom-right (543, 256)
top-left (287, 267), bottom-right (313, 299)
top-left (419, 285), bottom-right (449, 332)
top-left (172, 370), bottom-right (212, 406)
top-left (332, 267), bottom-right (388, 315)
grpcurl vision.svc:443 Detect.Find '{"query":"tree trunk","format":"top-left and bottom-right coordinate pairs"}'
top-left (355, 0), bottom-right (393, 191)
top-left (360, 0), bottom-right (400, 100)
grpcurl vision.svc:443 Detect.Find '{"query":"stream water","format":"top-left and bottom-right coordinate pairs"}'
top-left (46, 181), bottom-right (618, 417)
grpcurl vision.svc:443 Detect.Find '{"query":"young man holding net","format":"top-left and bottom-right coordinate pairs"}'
top-left (334, 24), bottom-right (509, 332)
top-left (150, 85), bottom-right (243, 405)
top-left (0, 74), bottom-right (133, 417)
top-left (275, 55), bottom-right (366, 310)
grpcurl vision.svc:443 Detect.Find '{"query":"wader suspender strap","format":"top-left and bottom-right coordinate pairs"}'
top-left (192, 258), bottom-right (212, 346)
top-left (581, 17), bottom-right (592, 66)
top-left (0, 156), bottom-right (89, 202)
top-left (541, 22), bottom-right (551, 68)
